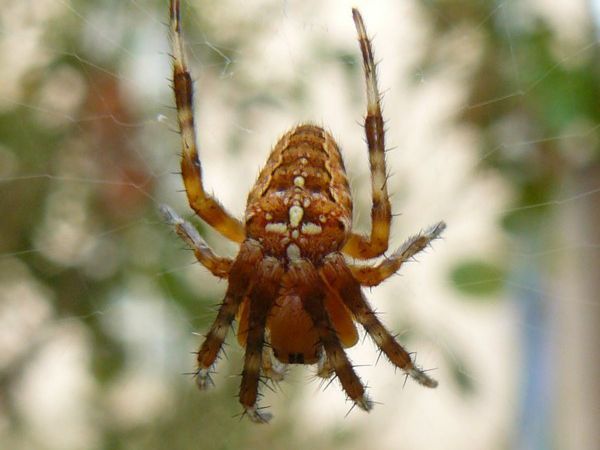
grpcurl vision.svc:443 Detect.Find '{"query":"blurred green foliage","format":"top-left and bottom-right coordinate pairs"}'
top-left (450, 259), bottom-right (506, 297)
top-left (422, 0), bottom-right (600, 293)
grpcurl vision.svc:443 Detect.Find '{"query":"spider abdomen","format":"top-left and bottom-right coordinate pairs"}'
top-left (245, 124), bottom-right (353, 262)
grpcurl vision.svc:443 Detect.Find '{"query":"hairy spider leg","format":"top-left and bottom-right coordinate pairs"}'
top-left (237, 300), bottom-right (290, 380)
top-left (314, 286), bottom-right (360, 379)
top-left (238, 257), bottom-right (284, 423)
top-left (170, 0), bottom-right (245, 243)
top-left (350, 221), bottom-right (446, 286)
top-left (261, 340), bottom-right (287, 382)
top-left (160, 204), bottom-right (233, 278)
top-left (316, 349), bottom-right (334, 379)
top-left (194, 240), bottom-right (262, 389)
top-left (321, 254), bottom-right (438, 388)
top-left (342, 9), bottom-right (392, 259)
top-left (289, 260), bottom-right (373, 411)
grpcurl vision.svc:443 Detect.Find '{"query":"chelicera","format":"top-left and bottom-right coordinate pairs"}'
top-left (161, 0), bottom-right (446, 423)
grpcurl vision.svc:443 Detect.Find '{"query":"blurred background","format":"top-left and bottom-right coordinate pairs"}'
top-left (1, 0), bottom-right (599, 449)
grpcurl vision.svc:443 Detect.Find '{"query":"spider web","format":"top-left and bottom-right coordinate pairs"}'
top-left (0, 0), bottom-right (599, 449)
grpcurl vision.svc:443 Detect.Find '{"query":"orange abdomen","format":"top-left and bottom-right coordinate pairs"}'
top-left (244, 124), bottom-right (353, 261)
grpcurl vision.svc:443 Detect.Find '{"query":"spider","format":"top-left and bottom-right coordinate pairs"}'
top-left (161, 0), bottom-right (446, 423)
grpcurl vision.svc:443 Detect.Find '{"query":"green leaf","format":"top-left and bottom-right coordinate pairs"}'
top-left (450, 259), bottom-right (506, 298)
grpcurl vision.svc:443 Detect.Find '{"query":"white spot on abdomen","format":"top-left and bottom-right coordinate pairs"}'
top-left (289, 205), bottom-right (304, 228)
top-left (265, 222), bottom-right (288, 234)
top-left (301, 222), bottom-right (322, 235)
top-left (286, 243), bottom-right (301, 260)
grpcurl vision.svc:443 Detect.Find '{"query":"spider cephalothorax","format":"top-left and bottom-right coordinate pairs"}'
top-left (162, 0), bottom-right (446, 423)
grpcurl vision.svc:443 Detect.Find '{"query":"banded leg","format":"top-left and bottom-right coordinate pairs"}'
top-left (343, 9), bottom-right (392, 260)
top-left (239, 257), bottom-right (283, 423)
top-left (195, 240), bottom-right (262, 389)
top-left (289, 260), bottom-right (372, 411)
top-left (261, 335), bottom-right (287, 382)
top-left (321, 254), bottom-right (438, 388)
top-left (170, 0), bottom-right (245, 243)
top-left (350, 221), bottom-right (446, 287)
top-left (160, 204), bottom-right (232, 278)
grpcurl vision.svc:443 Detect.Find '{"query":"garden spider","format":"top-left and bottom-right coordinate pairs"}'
top-left (161, 0), bottom-right (446, 423)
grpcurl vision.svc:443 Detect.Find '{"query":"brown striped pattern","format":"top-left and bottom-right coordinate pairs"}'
top-left (321, 254), bottom-right (438, 388)
top-left (194, 240), bottom-right (262, 388)
top-left (288, 260), bottom-right (372, 411)
top-left (244, 123), bottom-right (353, 261)
top-left (170, 0), bottom-right (245, 243)
top-left (239, 257), bottom-right (283, 423)
top-left (160, 204), bottom-right (232, 278)
top-left (350, 221), bottom-right (447, 286)
top-left (342, 9), bottom-right (392, 259)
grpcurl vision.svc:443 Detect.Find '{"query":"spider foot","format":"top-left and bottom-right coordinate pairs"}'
top-left (262, 347), bottom-right (287, 382)
top-left (354, 392), bottom-right (373, 412)
top-left (316, 351), bottom-right (334, 379)
top-left (263, 361), bottom-right (287, 382)
top-left (427, 220), bottom-right (447, 239)
top-left (159, 203), bottom-right (179, 224)
top-left (195, 368), bottom-right (215, 390)
top-left (408, 366), bottom-right (438, 388)
top-left (244, 404), bottom-right (273, 424)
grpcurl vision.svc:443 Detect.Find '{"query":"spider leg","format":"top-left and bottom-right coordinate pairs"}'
top-left (239, 257), bottom-right (284, 423)
top-left (349, 221), bottom-right (446, 287)
top-left (321, 254), bottom-right (438, 388)
top-left (316, 348), bottom-right (334, 379)
top-left (194, 240), bottom-right (262, 389)
top-left (238, 302), bottom-right (288, 381)
top-left (289, 260), bottom-right (372, 411)
top-left (169, 0), bottom-right (245, 243)
top-left (342, 9), bottom-right (391, 260)
top-left (160, 204), bottom-right (233, 278)
top-left (261, 346), bottom-right (286, 382)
